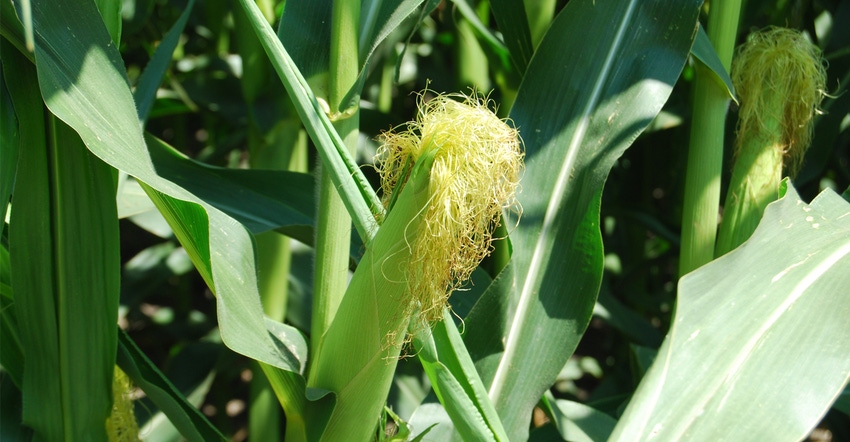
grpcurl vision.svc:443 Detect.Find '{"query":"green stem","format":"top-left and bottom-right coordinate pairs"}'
top-left (678, 0), bottom-right (741, 275)
top-left (308, 0), bottom-right (361, 383)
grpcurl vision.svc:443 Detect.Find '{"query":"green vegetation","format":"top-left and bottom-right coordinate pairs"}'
top-left (1, 0), bottom-right (848, 441)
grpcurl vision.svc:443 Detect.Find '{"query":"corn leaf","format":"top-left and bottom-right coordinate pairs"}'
top-left (691, 23), bottom-right (737, 104)
top-left (133, 0), bottom-right (194, 124)
top-left (117, 330), bottom-right (226, 442)
top-left (0, 240), bottom-right (22, 389)
top-left (466, 1), bottom-right (702, 439)
top-left (7, 51), bottom-right (119, 441)
top-left (93, 0), bottom-right (121, 44)
top-left (307, 151), bottom-right (436, 441)
top-left (0, 49), bottom-right (18, 226)
top-left (544, 393), bottom-right (617, 442)
top-left (145, 134), bottom-right (315, 239)
top-left (610, 182), bottom-right (850, 441)
top-left (277, 0), bottom-right (332, 96)
top-left (489, 0), bottom-right (533, 73)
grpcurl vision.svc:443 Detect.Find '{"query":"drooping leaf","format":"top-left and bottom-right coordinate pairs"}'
top-left (610, 182), bottom-right (850, 441)
top-left (145, 134), bottom-right (315, 239)
top-left (691, 22), bottom-right (737, 104)
top-left (26, 0), bottom-right (304, 377)
top-left (469, 0), bottom-right (702, 439)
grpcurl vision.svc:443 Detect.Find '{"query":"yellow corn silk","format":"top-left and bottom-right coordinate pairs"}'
top-left (376, 91), bottom-right (524, 324)
top-left (716, 27), bottom-right (827, 257)
top-left (731, 26), bottom-right (826, 176)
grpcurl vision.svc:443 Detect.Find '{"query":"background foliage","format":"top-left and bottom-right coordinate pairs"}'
top-left (1, 0), bottom-right (848, 440)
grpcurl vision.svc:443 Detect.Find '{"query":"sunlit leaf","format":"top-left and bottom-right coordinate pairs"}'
top-left (466, 0), bottom-right (701, 438)
top-left (611, 182), bottom-right (850, 441)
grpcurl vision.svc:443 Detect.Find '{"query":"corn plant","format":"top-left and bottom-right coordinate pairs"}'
top-left (1, 0), bottom-right (849, 441)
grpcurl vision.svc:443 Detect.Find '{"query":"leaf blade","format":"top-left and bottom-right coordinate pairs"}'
top-left (483, 1), bottom-right (702, 438)
top-left (610, 183), bottom-right (850, 440)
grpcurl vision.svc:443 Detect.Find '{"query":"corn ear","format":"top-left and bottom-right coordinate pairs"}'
top-left (716, 27), bottom-right (826, 256)
top-left (309, 149), bottom-right (435, 441)
top-left (310, 92), bottom-right (522, 441)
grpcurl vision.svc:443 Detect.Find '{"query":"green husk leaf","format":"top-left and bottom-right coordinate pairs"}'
top-left (308, 152), bottom-right (432, 441)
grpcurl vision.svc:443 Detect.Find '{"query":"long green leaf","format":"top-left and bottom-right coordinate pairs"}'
top-left (7, 52), bottom-right (119, 440)
top-left (115, 136), bottom-right (319, 247)
top-left (473, 1), bottom-right (701, 439)
top-left (145, 134), bottom-right (315, 238)
top-left (610, 182), bottom-right (850, 440)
